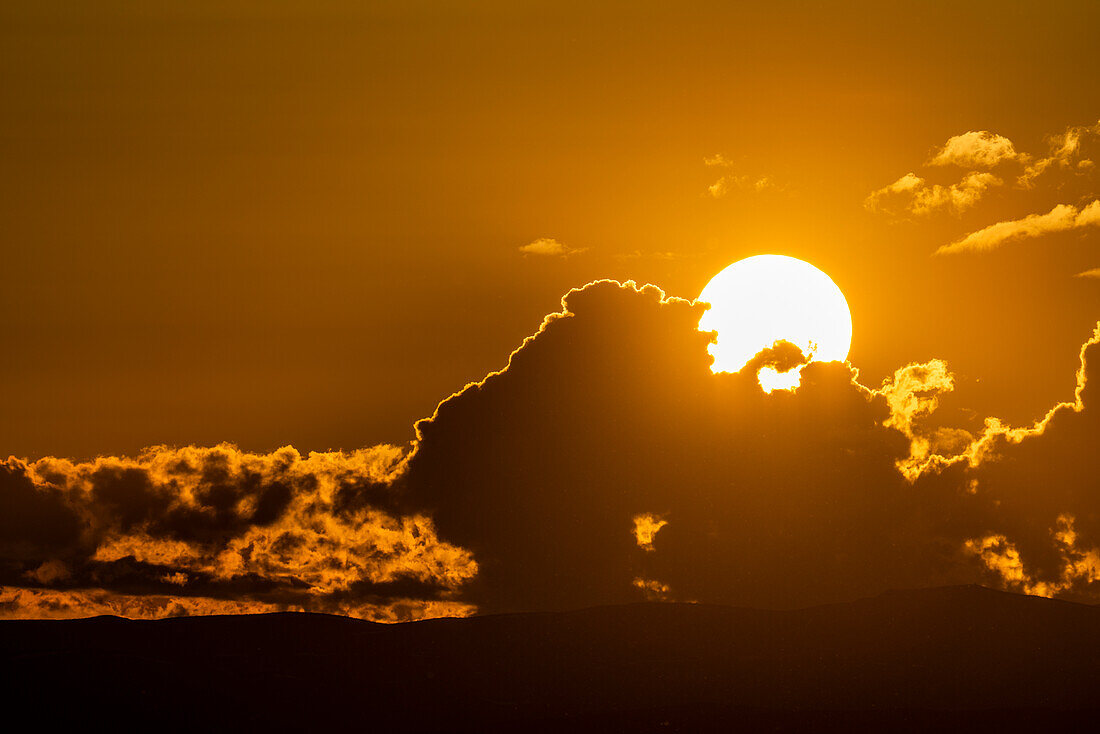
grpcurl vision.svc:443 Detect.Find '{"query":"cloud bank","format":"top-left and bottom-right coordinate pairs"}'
top-left (0, 444), bottom-right (475, 621)
top-left (4, 281), bottom-right (1100, 618)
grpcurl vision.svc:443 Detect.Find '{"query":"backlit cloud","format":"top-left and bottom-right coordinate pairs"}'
top-left (632, 513), bottom-right (668, 552)
top-left (5, 281), bottom-right (1100, 617)
top-left (930, 131), bottom-right (1021, 169)
top-left (704, 154), bottom-right (779, 197)
top-left (0, 443), bottom-right (477, 621)
top-left (867, 121), bottom-right (1100, 226)
top-left (864, 171), bottom-right (1001, 215)
top-left (936, 200), bottom-right (1100, 255)
top-left (1018, 120), bottom-right (1100, 188)
top-left (519, 238), bottom-right (586, 257)
top-left (398, 280), bottom-right (1100, 611)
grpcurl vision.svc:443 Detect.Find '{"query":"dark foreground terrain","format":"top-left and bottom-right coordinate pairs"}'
top-left (3, 585), bottom-right (1100, 731)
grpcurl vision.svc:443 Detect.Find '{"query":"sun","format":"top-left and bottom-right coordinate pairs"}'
top-left (698, 255), bottom-right (852, 392)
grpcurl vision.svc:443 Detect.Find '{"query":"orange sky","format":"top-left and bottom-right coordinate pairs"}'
top-left (3, 0), bottom-right (1100, 464)
top-left (5, 2), bottom-right (1100, 621)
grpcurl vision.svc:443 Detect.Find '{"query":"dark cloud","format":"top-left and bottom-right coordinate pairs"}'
top-left (2, 280), bottom-right (1099, 619)
top-left (917, 327), bottom-right (1100, 600)
top-left (0, 444), bottom-right (476, 620)
top-left (402, 280), bottom-right (1100, 612)
top-left (403, 282), bottom-right (928, 611)
top-left (0, 461), bottom-right (84, 560)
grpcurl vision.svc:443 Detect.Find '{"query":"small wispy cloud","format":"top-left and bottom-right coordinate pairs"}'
top-left (704, 154), bottom-right (780, 198)
top-left (936, 200), bottom-right (1100, 255)
top-left (616, 250), bottom-right (680, 261)
top-left (1018, 121), bottom-right (1100, 188)
top-left (1075, 268), bottom-right (1100, 279)
top-left (518, 238), bottom-right (586, 257)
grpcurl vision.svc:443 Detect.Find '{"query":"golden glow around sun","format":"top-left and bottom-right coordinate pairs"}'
top-left (698, 255), bottom-right (853, 392)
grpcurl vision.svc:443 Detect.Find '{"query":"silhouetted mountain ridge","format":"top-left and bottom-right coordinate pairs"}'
top-left (3, 585), bottom-right (1099, 731)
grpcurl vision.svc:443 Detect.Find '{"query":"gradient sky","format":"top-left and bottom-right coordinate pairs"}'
top-left (2, 1), bottom-right (1099, 456)
top-left (5, 1), bottom-right (1100, 621)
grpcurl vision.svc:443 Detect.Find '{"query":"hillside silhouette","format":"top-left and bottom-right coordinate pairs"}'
top-left (3, 585), bottom-right (1100, 731)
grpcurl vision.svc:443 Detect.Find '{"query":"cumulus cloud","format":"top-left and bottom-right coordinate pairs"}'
top-left (936, 200), bottom-right (1100, 255)
top-left (929, 131), bottom-right (1021, 168)
top-left (398, 281), bottom-right (1014, 611)
top-left (401, 281), bottom-right (1100, 611)
top-left (5, 280), bottom-right (1100, 618)
top-left (518, 238), bottom-right (585, 257)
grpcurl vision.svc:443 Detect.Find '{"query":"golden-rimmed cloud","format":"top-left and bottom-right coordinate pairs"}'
top-left (0, 443), bottom-right (477, 621)
top-left (867, 121), bottom-right (1100, 226)
top-left (1018, 121), bottom-right (1100, 188)
top-left (936, 200), bottom-right (1100, 255)
top-left (865, 171), bottom-right (1001, 215)
top-left (5, 281), bottom-right (1100, 617)
top-left (518, 238), bottom-right (586, 257)
top-left (929, 131), bottom-right (1021, 169)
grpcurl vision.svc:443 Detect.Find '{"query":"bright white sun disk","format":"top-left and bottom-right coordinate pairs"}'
top-left (698, 255), bottom-right (852, 392)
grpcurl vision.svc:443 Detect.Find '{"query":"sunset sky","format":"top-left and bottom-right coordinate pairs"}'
top-left (3, 1), bottom-right (1100, 620)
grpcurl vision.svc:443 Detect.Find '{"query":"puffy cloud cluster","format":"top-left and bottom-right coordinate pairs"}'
top-left (865, 171), bottom-right (1001, 216)
top-left (0, 444), bottom-right (476, 620)
top-left (929, 131), bottom-right (1020, 169)
top-left (866, 122), bottom-right (1100, 246)
top-left (4, 280), bottom-right (1100, 618)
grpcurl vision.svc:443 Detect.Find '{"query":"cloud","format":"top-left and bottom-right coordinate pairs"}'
top-left (929, 131), bottom-right (1021, 168)
top-left (400, 281), bottom-right (982, 611)
top-left (5, 280), bottom-right (1100, 618)
top-left (878, 359), bottom-right (974, 480)
top-left (0, 444), bottom-right (477, 620)
top-left (867, 122), bottom-right (1100, 227)
top-left (965, 515), bottom-right (1100, 598)
top-left (400, 280), bottom-right (1100, 611)
top-left (936, 200), bottom-right (1100, 255)
top-left (616, 250), bottom-right (681, 261)
top-left (704, 154), bottom-right (780, 197)
top-left (1076, 268), bottom-right (1100, 279)
top-left (864, 172), bottom-right (1001, 216)
top-left (1018, 120), bottom-right (1100, 188)
top-left (632, 513), bottom-right (668, 552)
top-left (518, 238), bottom-right (586, 257)
top-left (916, 325), bottom-right (1100, 601)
